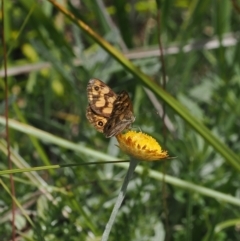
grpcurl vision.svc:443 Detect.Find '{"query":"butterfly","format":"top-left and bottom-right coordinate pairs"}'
top-left (86, 78), bottom-right (135, 138)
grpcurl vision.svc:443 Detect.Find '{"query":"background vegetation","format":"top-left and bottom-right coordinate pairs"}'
top-left (1, 0), bottom-right (240, 240)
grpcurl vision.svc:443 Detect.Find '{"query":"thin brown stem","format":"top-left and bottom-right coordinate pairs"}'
top-left (156, 7), bottom-right (170, 241)
top-left (1, 0), bottom-right (16, 240)
top-left (156, 8), bottom-right (167, 137)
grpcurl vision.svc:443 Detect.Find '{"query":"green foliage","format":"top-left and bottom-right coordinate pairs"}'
top-left (1, 0), bottom-right (240, 240)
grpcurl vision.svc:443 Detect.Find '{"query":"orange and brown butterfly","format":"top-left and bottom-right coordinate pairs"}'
top-left (86, 78), bottom-right (135, 138)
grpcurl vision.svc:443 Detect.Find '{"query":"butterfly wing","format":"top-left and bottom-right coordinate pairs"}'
top-left (86, 105), bottom-right (108, 133)
top-left (87, 78), bottom-right (117, 118)
top-left (103, 91), bottom-right (135, 138)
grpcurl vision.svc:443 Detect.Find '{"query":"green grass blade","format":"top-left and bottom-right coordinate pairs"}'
top-left (47, 0), bottom-right (240, 172)
top-left (0, 117), bottom-right (240, 207)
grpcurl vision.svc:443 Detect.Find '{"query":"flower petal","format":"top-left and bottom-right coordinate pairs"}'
top-left (116, 131), bottom-right (169, 161)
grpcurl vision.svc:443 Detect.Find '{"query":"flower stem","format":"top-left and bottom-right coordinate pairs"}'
top-left (101, 158), bottom-right (139, 241)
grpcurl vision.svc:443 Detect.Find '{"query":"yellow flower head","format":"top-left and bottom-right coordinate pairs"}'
top-left (116, 131), bottom-right (169, 161)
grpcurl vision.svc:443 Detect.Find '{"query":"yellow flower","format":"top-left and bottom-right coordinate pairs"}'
top-left (116, 131), bottom-right (169, 161)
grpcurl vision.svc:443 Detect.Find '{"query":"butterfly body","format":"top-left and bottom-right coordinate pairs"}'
top-left (86, 79), bottom-right (135, 138)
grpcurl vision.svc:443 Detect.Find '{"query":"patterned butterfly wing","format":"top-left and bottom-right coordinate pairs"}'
top-left (86, 105), bottom-right (108, 133)
top-left (87, 78), bottom-right (117, 118)
top-left (103, 91), bottom-right (135, 138)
